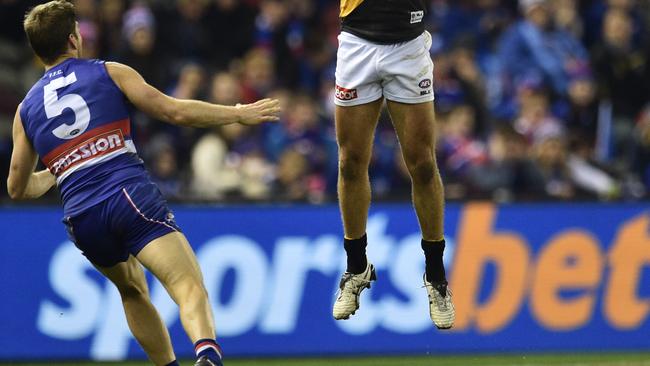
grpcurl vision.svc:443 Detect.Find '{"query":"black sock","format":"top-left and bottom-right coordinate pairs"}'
top-left (422, 239), bottom-right (446, 283)
top-left (344, 234), bottom-right (368, 274)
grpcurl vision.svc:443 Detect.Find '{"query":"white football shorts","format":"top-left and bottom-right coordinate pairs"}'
top-left (334, 31), bottom-right (435, 107)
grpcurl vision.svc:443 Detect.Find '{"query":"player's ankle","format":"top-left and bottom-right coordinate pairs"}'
top-left (344, 234), bottom-right (368, 274)
top-left (195, 338), bottom-right (223, 365)
top-left (422, 238), bottom-right (446, 283)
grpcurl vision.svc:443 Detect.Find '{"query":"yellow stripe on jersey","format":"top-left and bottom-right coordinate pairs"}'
top-left (340, 0), bottom-right (365, 17)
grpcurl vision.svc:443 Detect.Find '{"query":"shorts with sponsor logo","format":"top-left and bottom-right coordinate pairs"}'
top-left (334, 31), bottom-right (435, 106)
top-left (62, 182), bottom-right (180, 267)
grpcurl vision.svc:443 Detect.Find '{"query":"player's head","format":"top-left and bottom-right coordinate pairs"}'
top-left (23, 1), bottom-right (82, 66)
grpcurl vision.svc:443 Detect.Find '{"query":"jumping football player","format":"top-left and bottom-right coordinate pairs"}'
top-left (7, 2), bottom-right (280, 365)
top-left (332, 0), bottom-right (455, 329)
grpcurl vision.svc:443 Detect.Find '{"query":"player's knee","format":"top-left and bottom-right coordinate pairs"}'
top-left (185, 280), bottom-right (208, 299)
top-left (407, 157), bottom-right (437, 186)
top-left (170, 275), bottom-right (208, 302)
top-left (339, 152), bottom-right (367, 182)
top-left (117, 280), bottom-right (148, 300)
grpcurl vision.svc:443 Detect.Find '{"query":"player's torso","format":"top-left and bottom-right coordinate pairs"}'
top-left (20, 58), bottom-right (148, 216)
top-left (340, 0), bottom-right (428, 44)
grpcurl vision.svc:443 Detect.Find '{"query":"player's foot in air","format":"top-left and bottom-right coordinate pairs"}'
top-left (424, 274), bottom-right (455, 329)
top-left (194, 355), bottom-right (222, 366)
top-left (333, 262), bottom-right (377, 320)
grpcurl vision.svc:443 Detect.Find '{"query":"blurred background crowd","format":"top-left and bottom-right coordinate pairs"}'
top-left (1, 0), bottom-right (650, 203)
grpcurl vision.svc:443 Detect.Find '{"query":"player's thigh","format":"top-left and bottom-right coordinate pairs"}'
top-left (335, 32), bottom-right (386, 161)
top-left (335, 99), bottom-right (384, 159)
top-left (135, 231), bottom-right (204, 295)
top-left (386, 100), bottom-right (437, 163)
top-left (335, 32), bottom-right (383, 107)
top-left (381, 31), bottom-right (435, 106)
top-left (95, 255), bottom-right (149, 297)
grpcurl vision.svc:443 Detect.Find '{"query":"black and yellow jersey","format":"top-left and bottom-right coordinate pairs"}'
top-left (340, 0), bottom-right (428, 44)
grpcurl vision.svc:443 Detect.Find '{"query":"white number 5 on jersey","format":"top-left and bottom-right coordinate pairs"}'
top-left (44, 72), bottom-right (90, 140)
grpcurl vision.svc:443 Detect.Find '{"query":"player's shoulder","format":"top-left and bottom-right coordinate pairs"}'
top-left (22, 75), bottom-right (46, 110)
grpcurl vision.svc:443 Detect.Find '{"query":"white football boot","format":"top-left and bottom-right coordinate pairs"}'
top-left (424, 274), bottom-right (455, 329)
top-left (333, 262), bottom-right (377, 320)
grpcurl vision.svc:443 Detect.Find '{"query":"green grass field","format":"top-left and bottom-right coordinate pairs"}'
top-left (6, 353), bottom-right (650, 366)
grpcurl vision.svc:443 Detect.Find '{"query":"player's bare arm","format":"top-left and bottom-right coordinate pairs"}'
top-left (105, 62), bottom-right (280, 127)
top-left (7, 105), bottom-right (55, 200)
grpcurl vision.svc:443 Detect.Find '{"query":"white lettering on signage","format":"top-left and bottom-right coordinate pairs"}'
top-left (36, 214), bottom-right (453, 360)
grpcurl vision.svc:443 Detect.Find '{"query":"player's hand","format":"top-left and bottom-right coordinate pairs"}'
top-left (236, 98), bottom-right (281, 126)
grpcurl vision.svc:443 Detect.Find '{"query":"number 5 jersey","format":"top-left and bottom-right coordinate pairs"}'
top-left (20, 58), bottom-right (149, 217)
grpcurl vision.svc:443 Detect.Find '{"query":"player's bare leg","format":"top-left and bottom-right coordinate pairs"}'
top-left (333, 98), bottom-right (382, 320)
top-left (136, 232), bottom-right (223, 365)
top-left (96, 256), bottom-right (176, 366)
top-left (336, 98), bottom-right (384, 240)
top-left (386, 100), bottom-right (454, 329)
top-left (386, 100), bottom-right (443, 240)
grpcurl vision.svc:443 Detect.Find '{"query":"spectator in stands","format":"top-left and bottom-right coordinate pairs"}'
top-left (78, 20), bottom-right (100, 59)
top-left (498, 0), bottom-right (589, 109)
top-left (207, 0), bottom-right (256, 69)
top-left (164, 0), bottom-right (213, 61)
top-left (552, 0), bottom-right (583, 39)
top-left (272, 146), bottom-right (326, 202)
top-left (73, 0), bottom-right (96, 21)
top-left (531, 135), bottom-right (576, 200)
top-left (564, 67), bottom-right (598, 146)
top-left (169, 63), bottom-right (206, 101)
top-left (117, 3), bottom-right (167, 89)
top-left (468, 126), bottom-right (543, 200)
top-left (209, 71), bottom-right (242, 105)
top-left (147, 137), bottom-right (184, 200)
top-left (592, 8), bottom-right (650, 164)
top-left (449, 42), bottom-right (490, 137)
top-left (533, 134), bottom-right (620, 200)
top-left (1, 0), bottom-right (650, 203)
top-left (633, 107), bottom-right (650, 190)
top-left (98, 0), bottom-right (125, 58)
top-left (592, 9), bottom-right (650, 120)
top-left (239, 47), bottom-right (276, 102)
top-left (584, 0), bottom-right (645, 47)
top-left (264, 94), bottom-right (323, 161)
top-left (437, 104), bottom-right (487, 184)
top-left (514, 83), bottom-right (564, 144)
top-left (191, 126), bottom-right (239, 200)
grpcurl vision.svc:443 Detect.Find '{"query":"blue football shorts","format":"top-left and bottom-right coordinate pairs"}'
top-left (62, 182), bottom-right (181, 267)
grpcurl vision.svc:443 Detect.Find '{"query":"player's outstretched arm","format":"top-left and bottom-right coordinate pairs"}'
top-left (105, 62), bottom-right (280, 127)
top-left (7, 106), bottom-right (55, 200)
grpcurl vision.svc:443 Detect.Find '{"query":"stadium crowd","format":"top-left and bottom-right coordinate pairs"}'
top-left (1, 0), bottom-right (650, 203)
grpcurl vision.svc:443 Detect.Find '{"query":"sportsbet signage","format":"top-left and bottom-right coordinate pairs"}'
top-left (452, 204), bottom-right (648, 333)
top-left (1, 203), bottom-right (649, 360)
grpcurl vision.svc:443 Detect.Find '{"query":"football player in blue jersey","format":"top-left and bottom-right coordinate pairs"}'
top-left (7, 2), bottom-right (280, 366)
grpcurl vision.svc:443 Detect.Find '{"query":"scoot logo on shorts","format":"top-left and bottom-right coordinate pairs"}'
top-left (335, 85), bottom-right (358, 101)
top-left (410, 11), bottom-right (424, 24)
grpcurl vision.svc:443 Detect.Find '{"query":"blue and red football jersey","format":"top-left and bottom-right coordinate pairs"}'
top-left (20, 58), bottom-right (151, 216)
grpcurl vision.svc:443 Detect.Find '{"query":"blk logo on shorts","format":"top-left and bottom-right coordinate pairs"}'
top-left (410, 11), bottom-right (424, 24)
top-left (419, 79), bottom-right (432, 89)
top-left (335, 85), bottom-right (358, 101)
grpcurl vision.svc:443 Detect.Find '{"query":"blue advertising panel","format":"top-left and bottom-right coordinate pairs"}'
top-left (1, 203), bottom-right (649, 361)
